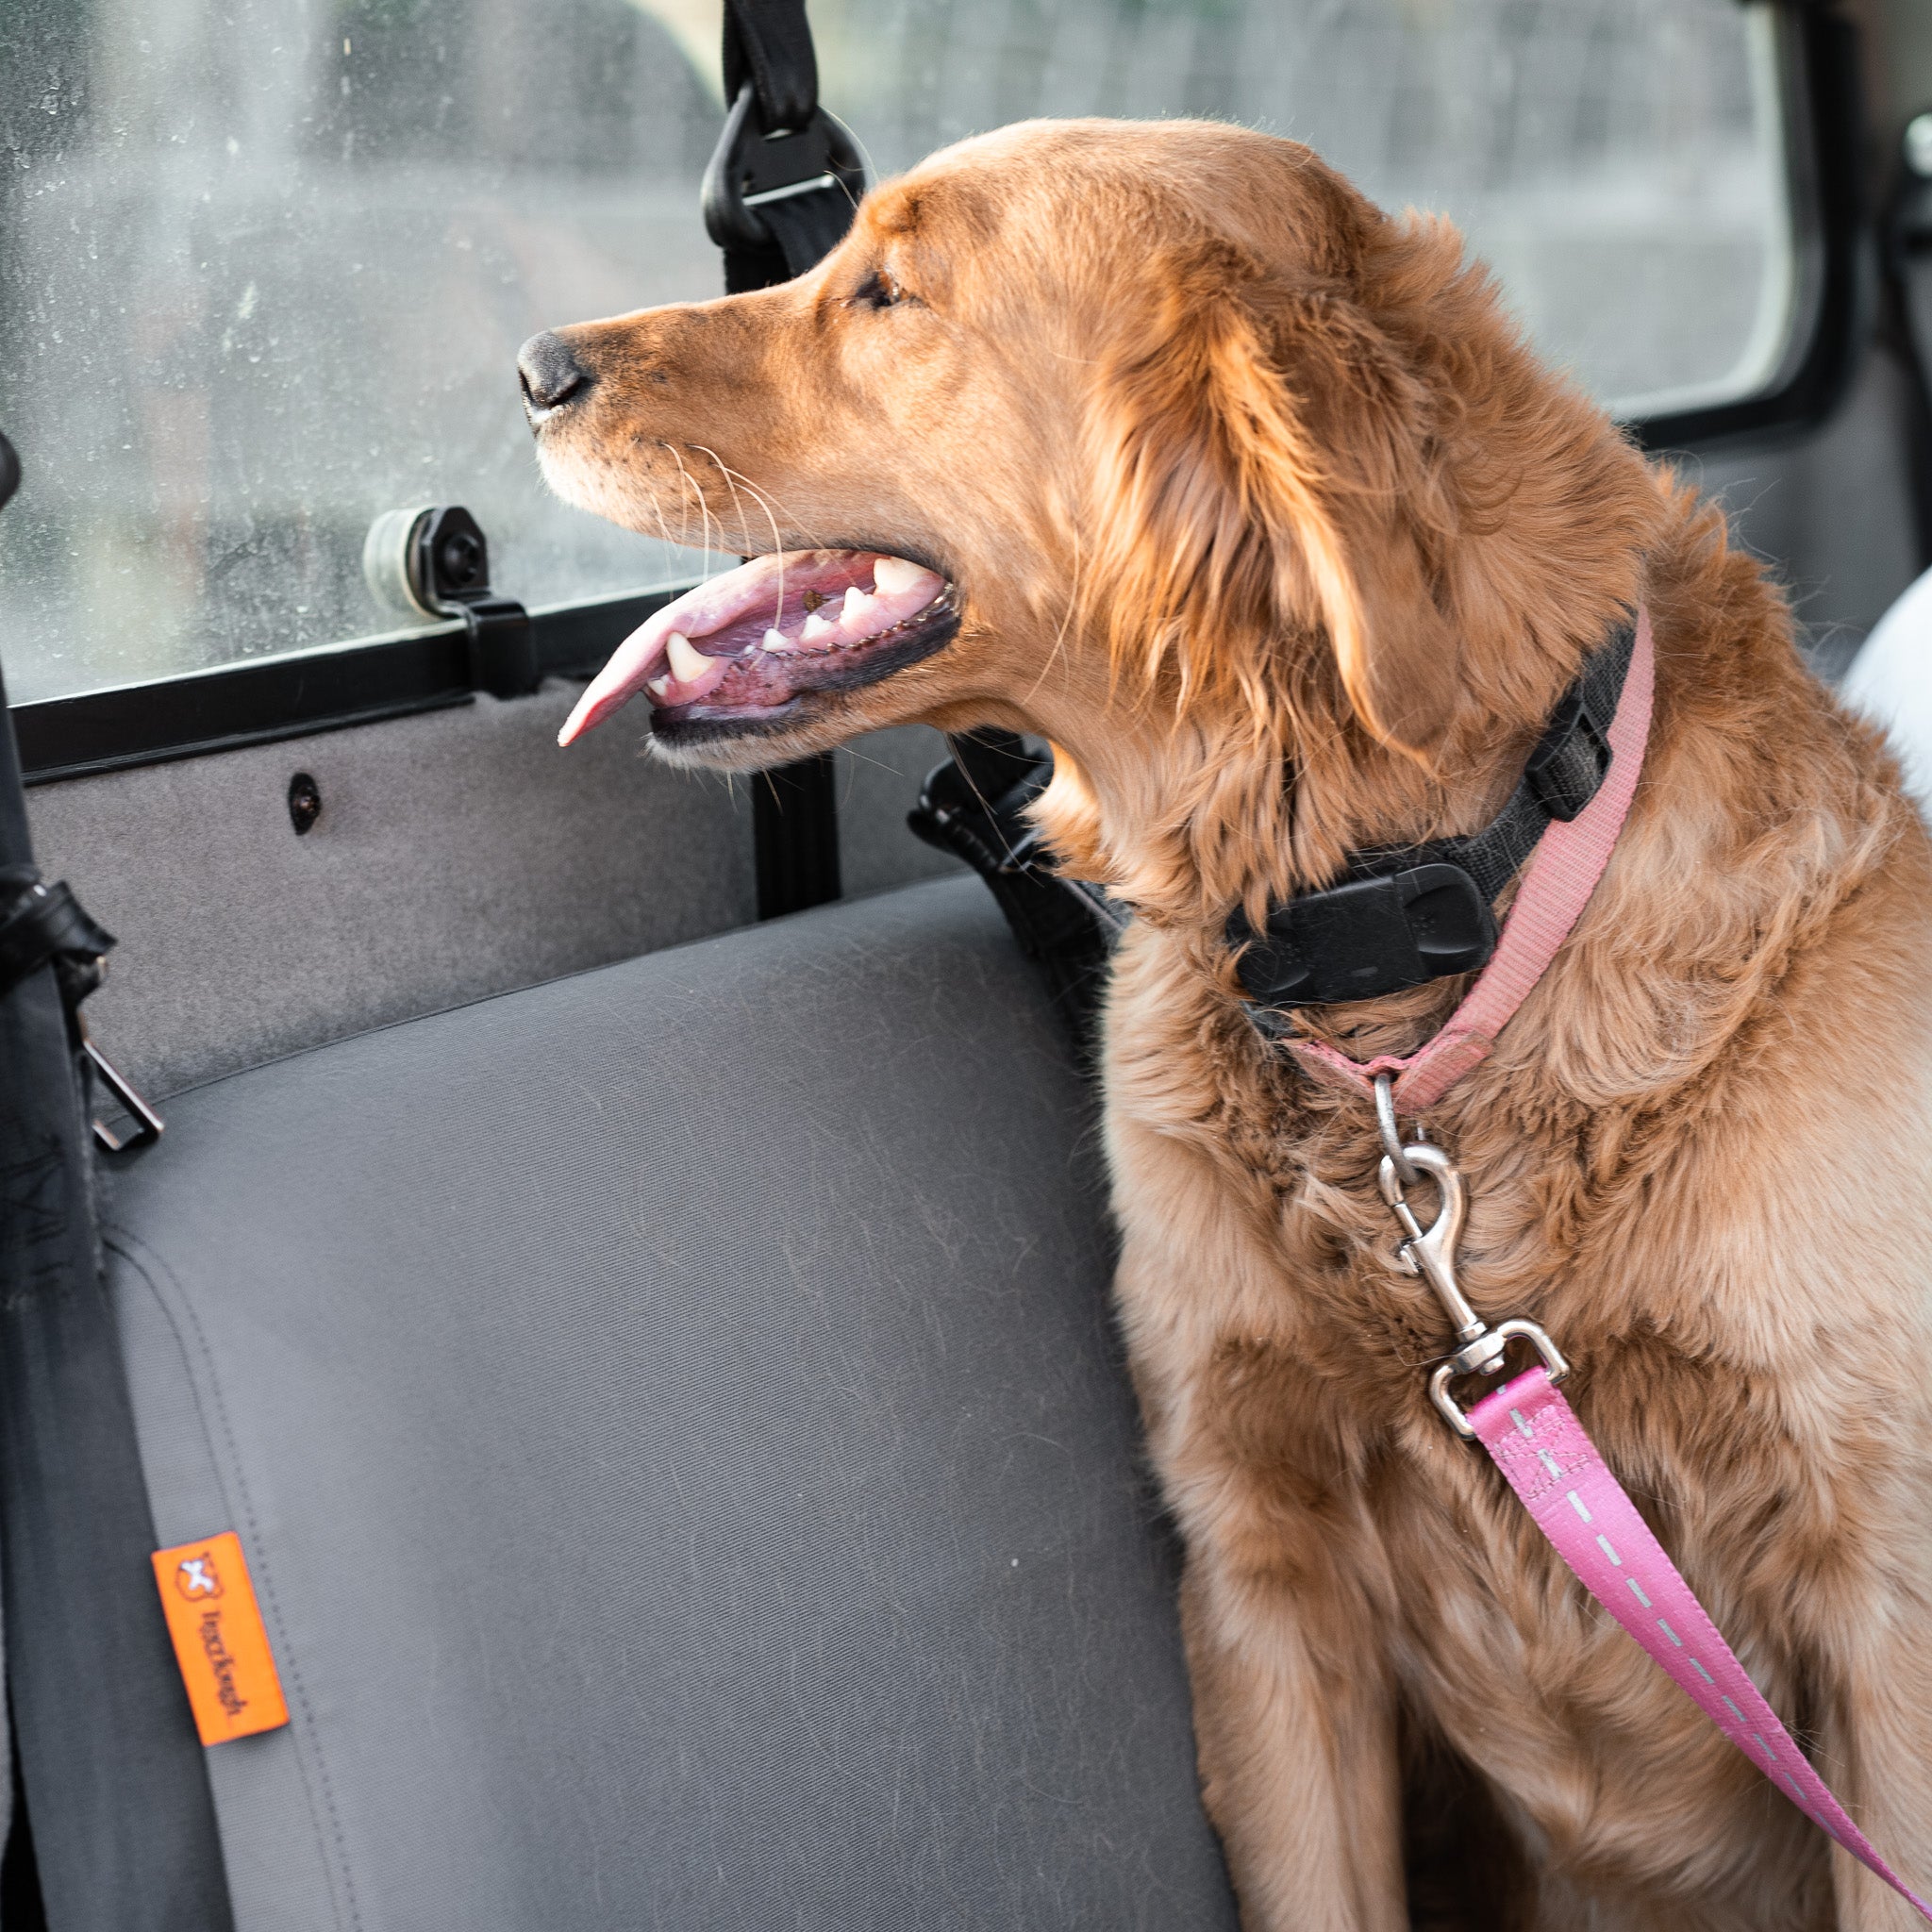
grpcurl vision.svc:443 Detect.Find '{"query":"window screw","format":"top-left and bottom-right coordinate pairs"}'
top-left (288, 772), bottom-right (323, 836)
top-left (437, 528), bottom-right (484, 591)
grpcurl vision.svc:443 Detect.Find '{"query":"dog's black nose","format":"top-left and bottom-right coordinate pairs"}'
top-left (518, 332), bottom-right (590, 415)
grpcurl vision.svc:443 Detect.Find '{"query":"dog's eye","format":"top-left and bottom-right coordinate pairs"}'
top-left (852, 269), bottom-right (907, 311)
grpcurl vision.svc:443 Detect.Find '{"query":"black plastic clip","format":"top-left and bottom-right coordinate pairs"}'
top-left (1523, 686), bottom-right (1612, 824)
top-left (411, 506), bottom-right (536, 700)
top-left (908, 732), bottom-right (1124, 1055)
top-left (0, 876), bottom-right (111, 1004)
top-left (1230, 863), bottom-right (1499, 1012)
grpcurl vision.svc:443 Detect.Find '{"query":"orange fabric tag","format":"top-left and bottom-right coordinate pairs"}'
top-left (151, 1531), bottom-right (291, 1746)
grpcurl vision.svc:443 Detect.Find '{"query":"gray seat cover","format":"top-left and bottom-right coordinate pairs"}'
top-left (101, 878), bottom-right (1235, 1932)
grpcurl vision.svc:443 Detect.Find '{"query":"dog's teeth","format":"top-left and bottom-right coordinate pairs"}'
top-left (872, 556), bottom-right (929, 597)
top-left (841, 586), bottom-right (879, 625)
top-left (801, 612), bottom-right (833, 641)
top-left (666, 632), bottom-right (709, 684)
top-left (762, 627), bottom-right (790, 652)
top-left (646, 675), bottom-right (672, 699)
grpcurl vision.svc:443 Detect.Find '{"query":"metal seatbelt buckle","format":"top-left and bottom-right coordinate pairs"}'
top-left (80, 1019), bottom-right (163, 1155)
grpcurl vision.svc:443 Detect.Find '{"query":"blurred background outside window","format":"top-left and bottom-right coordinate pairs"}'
top-left (0, 0), bottom-right (1795, 703)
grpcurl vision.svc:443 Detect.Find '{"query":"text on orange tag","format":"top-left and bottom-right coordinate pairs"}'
top-left (151, 1531), bottom-right (290, 1746)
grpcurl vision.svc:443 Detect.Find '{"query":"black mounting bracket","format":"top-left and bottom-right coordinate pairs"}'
top-left (406, 506), bottom-right (537, 700)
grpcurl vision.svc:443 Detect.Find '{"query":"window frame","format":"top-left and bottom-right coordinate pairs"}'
top-left (5, 0), bottom-right (1866, 786)
top-left (1630, 1), bottom-right (1863, 457)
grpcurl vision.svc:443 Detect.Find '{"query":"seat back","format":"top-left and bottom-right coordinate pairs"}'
top-left (92, 878), bottom-right (1234, 1931)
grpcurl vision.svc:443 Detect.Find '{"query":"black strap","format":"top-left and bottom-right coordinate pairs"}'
top-left (706, 1), bottom-right (866, 293)
top-left (722, 0), bottom-right (818, 133)
top-left (1228, 618), bottom-right (1637, 1016)
top-left (0, 430), bottom-right (236, 1930)
top-left (0, 874), bottom-right (114, 1009)
top-left (706, 0), bottom-right (865, 918)
top-left (908, 732), bottom-right (1126, 1058)
top-left (753, 752), bottom-right (841, 921)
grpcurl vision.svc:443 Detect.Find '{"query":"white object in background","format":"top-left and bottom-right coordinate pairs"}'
top-left (1840, 566), bottom-right (1932, 808)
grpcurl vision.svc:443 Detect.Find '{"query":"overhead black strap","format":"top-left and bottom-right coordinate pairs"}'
top-left (722, 0), bottom-right (818, 141)
top-left (0, 430), bottom-right (234, 1931)
top-left (908, 730), bottom-right (1126, 1058)
top-left (1228, 616), bottom-right (1637, 1017)
top-left (705, 0), bottom-right (865, 918)
top-left (705, 0), bottom-right (865, 293)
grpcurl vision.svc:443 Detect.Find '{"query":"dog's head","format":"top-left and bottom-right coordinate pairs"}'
top-left (532, 119), bottom-right (1655, 905)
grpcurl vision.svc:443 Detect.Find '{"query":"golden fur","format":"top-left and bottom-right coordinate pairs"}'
top-left (534, 119), bottom-right (1932, 1929)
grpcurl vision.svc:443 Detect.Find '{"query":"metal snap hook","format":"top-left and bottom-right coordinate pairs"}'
top-left (1377, 1141), bottom-right (1481, 1345)
top-left (1374, 1130), bottom-right (1571, 1438)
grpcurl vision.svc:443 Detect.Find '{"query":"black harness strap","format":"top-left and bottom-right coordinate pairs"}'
top-left (705, 0), bottom-right (865, 919)
top-left (0, 430), bottom-right (235, 1930)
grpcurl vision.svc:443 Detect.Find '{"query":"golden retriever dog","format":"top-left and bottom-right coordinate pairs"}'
top-left (523, 120), bottom-right (1932, 1930)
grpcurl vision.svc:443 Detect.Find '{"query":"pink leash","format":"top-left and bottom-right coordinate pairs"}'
top-left (1281, 608), bottom-right (1932, 1913)
top-left (1471, 1368), bottom-right (1932, 1918)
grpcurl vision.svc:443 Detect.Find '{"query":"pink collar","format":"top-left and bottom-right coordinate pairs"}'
top-left (1286, 607), bottom-right (1656, 1114)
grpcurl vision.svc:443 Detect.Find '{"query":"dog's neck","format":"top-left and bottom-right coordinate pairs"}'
top-left (1024, 599), bottom-right (1627, 931)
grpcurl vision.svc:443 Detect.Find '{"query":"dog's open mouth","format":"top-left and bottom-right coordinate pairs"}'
top-left (558, 549), bottom-right (958, 746)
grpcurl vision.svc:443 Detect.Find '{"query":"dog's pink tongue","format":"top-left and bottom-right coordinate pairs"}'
top-left (558, 617), bottom-right (668, 746)
top-left (558, 557), bottom-right (791, 746)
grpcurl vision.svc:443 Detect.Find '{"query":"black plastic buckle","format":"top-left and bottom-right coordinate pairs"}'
top-left (702, 83), bottom-right (866, 258)
top-left (908, 735), bottom-right (1053, 879)
top-left (1231, 862), bottom-right (1499, 1011)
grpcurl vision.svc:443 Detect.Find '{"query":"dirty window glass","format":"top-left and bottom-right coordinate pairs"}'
top-left (1, 0), bottom-right (1791, 704)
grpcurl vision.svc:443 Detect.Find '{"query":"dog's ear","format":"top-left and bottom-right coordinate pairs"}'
top-left (1085, 242), bottom-right (1461, 758)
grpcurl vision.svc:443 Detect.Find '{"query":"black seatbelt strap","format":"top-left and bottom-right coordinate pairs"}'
top-left (704, 0), bottom-right (864, 918)
top-left (0, 430), bottom-right (233, 1931)
top-left (707, 0), bottom-right (865, 293)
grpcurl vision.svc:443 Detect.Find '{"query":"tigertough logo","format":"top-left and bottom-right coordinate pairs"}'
top-left (175, 1554), bottom-right (223, 1601)
top-left (197, 1610), bottom-right (248, 1718)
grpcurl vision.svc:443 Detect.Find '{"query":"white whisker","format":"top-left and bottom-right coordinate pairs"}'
top-left (1025, 524), bottom-right (1081, 708)
top-left (693, 442), bottom-right (788, 629)
top-left (664, 442), bottom-right (717, 578)
top-left (821, 109), bottom-right (876, 207)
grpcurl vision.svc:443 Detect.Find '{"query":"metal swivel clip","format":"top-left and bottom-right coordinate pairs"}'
top-left (1373, 1074), bottom-right (1568, 1437)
